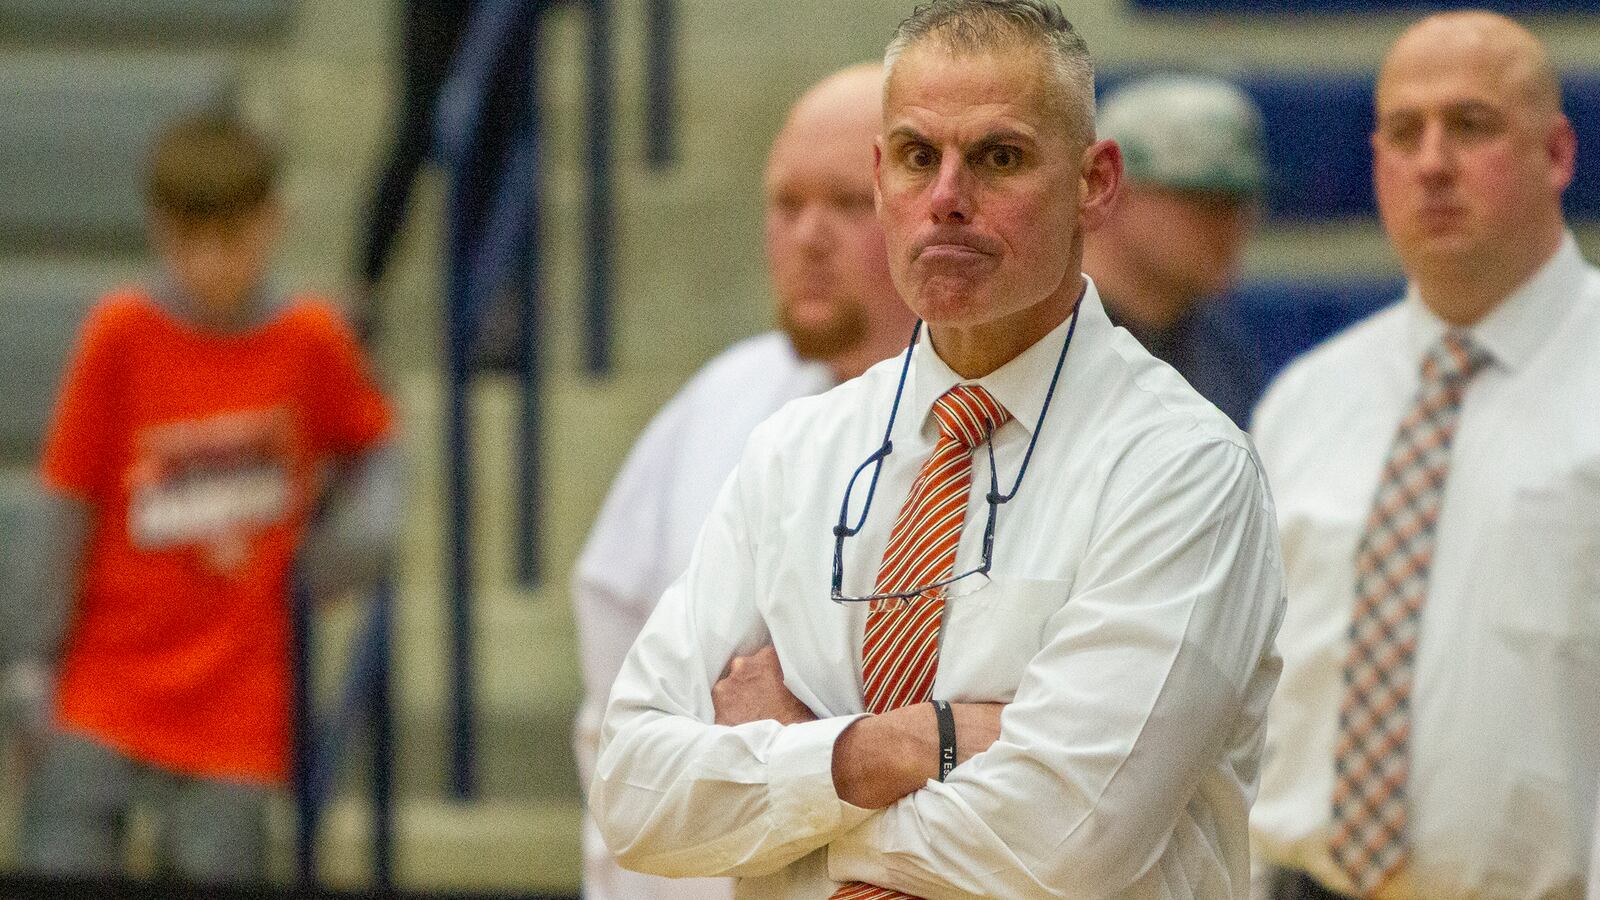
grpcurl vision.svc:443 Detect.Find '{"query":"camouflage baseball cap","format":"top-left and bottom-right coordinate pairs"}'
top-left (1098, 74), bottom-right (1266, 196)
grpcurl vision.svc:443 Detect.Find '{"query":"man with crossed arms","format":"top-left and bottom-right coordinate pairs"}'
top-left (591, 1), bottom-right (1284, 896)
top-left (1251, 12), bottom-right (1600, 899)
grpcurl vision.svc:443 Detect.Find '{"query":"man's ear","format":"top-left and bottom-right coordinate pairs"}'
top-left (1079, 138), bottom-right (1124, 233)
top-left (873, 137), bottom-right (886, 215)
top-left (1545, 114), bottom-right (1577, 195)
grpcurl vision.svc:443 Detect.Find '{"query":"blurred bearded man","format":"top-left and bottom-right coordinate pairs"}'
top-left (569, 62), bottom-right (915, 900)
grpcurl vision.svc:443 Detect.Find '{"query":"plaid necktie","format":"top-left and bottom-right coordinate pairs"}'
top-left (833, 384), bottom-right (1009, 900)
top-left (1330, 330), bottom-right (1491, 895)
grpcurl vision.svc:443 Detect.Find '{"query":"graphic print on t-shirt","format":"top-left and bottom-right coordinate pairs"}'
top-left (128, 406), bottom-right (297, 574)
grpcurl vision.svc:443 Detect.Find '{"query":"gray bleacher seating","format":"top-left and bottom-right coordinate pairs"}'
top-left (0, 467), bottom-right (57, 663)
top-left (0, 261), bottom-right (116, 661)
top-left (0, 261), bottom-right (126, 462)
top-left (0, 53), bottom-right (237, 248)
top-left (0, 0), bottom-right (293, 41)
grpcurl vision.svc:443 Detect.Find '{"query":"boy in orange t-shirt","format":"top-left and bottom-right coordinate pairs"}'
top-left (11, 113), bottom-right (398, 883)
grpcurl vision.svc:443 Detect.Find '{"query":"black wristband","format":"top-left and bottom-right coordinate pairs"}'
top-left (931, 700), bottom-right (956, 781)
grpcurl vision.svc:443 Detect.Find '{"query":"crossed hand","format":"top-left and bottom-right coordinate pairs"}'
top-left (712, 646), bottom-right (1006, 809)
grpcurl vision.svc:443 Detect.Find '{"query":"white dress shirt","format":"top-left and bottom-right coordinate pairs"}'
top-left (573, 331), bottom-right (834, 900)
top-left (591, 281), bottom-right (1286, 899)
top-left (1250, 235), bottom-right (1600, 900)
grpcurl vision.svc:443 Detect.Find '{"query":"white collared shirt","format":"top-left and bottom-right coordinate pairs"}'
top-left (572, 331), bottom-right (834, 900)
top-left (1250, 235), bottom-right (1600, 899)
top-left (592, 281), bottom-right (1285, 899)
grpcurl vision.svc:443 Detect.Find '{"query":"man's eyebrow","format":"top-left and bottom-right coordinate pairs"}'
top-left (884, 125), bottom-right (1039, 146)
top-left (974, 128), bottom-right (1035, 146)
top-left (885, 125), bottom-right (926, 144)
top-left (1380, 98), bottom-right (1501, 122)
top-left (1442, 99), bottom-right (1504, 116)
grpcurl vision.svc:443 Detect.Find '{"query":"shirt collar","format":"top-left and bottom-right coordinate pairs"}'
top-left (1404, 232), bottom-right (1585, 374)
top-left (153, 271), bottom-right (281, 333)
top-left (906, 276), bottom-right (1107, 438)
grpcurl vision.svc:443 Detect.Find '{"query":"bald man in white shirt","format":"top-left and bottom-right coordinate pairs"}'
top-left (570, 63), bottom-right (916, 900)
top-left (589, 2), bottom-right (1284, 896)
top-left (1250, 12), bottom-right (1600, 899)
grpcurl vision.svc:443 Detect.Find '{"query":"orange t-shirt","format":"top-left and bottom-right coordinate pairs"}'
top-left (40, 289), bottom-right (393, 785)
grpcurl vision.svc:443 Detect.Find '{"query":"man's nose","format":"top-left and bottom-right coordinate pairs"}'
top-left (929, 155), bottom-right (972, 224)
top-left (1415, 121), bottom-right (1455, 181)
top-left (793, 203), bottom-right (836, 254)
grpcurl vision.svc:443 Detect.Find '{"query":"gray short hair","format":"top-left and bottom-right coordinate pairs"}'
top-left (884, 0), bottom-right (1096, 145)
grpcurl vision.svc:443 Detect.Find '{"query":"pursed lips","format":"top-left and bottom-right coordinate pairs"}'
top-left (913, 234), bottom-right (1000, 265)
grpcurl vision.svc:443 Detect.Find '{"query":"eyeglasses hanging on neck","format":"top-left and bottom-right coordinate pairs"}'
top-left (829, 297), bottom-right (1083, 605)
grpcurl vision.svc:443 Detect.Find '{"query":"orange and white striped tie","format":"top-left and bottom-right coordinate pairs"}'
top-left (832, 384), bottom-right (1009, 900)
top-left (1330, 330), bottom-right (1490, 895)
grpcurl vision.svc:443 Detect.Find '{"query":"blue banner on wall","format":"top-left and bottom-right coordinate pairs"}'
top-left (1100, 71), bottom-right (1600, 222)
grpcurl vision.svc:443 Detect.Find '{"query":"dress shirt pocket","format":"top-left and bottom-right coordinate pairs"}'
top-left (1495, 482), bottom-right (1600, 644)
top-left (937, 576), bottom-right (1070, 702)
top-left (1477, 771), bottom-right (1587, 899)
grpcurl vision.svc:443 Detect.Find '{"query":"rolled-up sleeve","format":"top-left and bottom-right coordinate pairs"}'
top-left (589, 424), bottom-right (873, 878)
top-left (828, 437), bottom-right (1286, 898)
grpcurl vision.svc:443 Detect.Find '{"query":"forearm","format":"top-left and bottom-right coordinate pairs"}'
top-left (298, 442), bottom-right (402, 598)
top-left (591, 547), bottom-right (874, 877)
top-left (832, 710), bottom-right (927, 809)
top-left (1, 488), bottom-right (87, 733)
top-left (594, 694), bottom-right (871, 878)
top-left (4, 490), bottom-right (87, 664)
top-left (832, 702), bottom-right (1002, 809)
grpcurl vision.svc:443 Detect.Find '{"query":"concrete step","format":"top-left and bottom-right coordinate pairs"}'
top-left (305, 796), bottom-right (581, 894)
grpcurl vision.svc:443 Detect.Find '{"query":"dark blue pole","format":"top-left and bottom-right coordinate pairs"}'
top-left (446, 168), bottom-right (478, 802)
top-left (583, 0), bottom-right (615, 377)
top-left (290, 575), bottom-right (317, 884)
top-left (644, 0), bottom-right (678, 170)
top-left (371, 576), bottom-right (395, 888)
top-left (298, 580), bottom-right (394, 885)
top-left (516, 14), bottom-right (547, 590)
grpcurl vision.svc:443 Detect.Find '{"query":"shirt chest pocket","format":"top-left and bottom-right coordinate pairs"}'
top-left (935, 576), bottom-right (1070, 702)
top-left (1494, 481), bottom-right (1600, 645)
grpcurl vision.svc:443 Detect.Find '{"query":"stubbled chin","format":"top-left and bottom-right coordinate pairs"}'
top-left (1396, 232), bottom-right (1485, 276)
top-left (908, 281), bottom-right (991, 326)
top-left (779, 299), bottom-right (866, 360)
top-left (1406, 227), bottom-right (1477, 255)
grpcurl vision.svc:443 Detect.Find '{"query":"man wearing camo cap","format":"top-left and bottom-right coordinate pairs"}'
top-left (1083, 73), bottom-right (1267, 425)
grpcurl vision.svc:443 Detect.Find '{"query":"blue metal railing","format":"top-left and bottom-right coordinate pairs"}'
top-left (644, 0), bottom-right (679, 169)
top-left (292, 575), bottom-right (396, 888)
top-left (433, 0), bottom-right (677, 800)
top-left (435, 0), bottom-right (542, 801)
